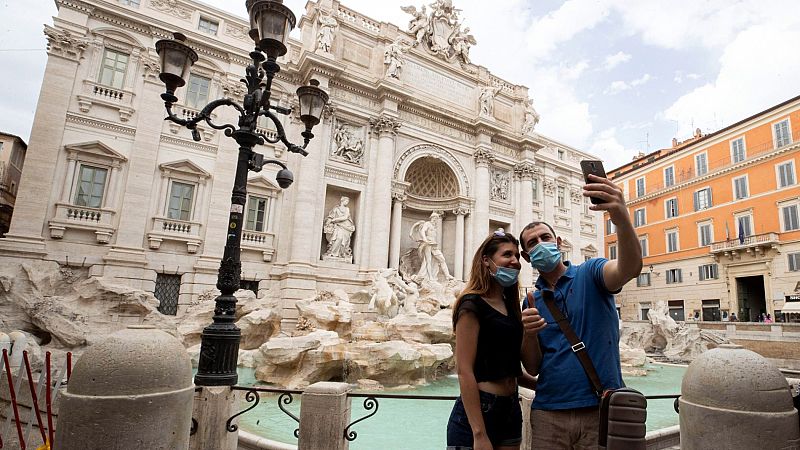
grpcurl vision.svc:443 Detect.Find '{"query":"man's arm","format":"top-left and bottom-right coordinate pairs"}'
top-left (583, 174), bottom-right (643, 292)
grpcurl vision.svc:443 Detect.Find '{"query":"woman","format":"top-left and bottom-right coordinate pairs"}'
top-left (447, 231), bottom-right (524, 450)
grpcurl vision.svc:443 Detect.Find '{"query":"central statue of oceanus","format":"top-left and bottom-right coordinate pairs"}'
top-left (409, 211), bottom-right (452, 283)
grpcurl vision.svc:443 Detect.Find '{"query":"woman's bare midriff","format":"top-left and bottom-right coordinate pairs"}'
top-left (477, 376), bottom-right (517, 397)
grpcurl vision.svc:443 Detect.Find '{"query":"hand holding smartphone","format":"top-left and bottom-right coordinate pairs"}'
top-left (580, 160), bottom-right (607, 205)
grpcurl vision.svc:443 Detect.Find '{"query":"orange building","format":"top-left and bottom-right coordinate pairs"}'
top-left (605, 96), bottom-right (800, 323)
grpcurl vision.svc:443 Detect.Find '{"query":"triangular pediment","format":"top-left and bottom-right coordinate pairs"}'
top-left (582, 244), bottom-right (597, 253)
top-left (247, 175), bottom-right (280, 192)
top-left (159, 159), bottom-right (211, 179)
top-left (560, 238), bottom-right (573, 249)
top-left (65, 141), bottom-right (127, 162)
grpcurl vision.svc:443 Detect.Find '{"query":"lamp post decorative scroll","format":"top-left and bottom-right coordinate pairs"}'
top-left (155, 0), bottom-right (329, 386)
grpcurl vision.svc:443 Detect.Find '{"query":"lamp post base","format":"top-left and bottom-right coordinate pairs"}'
top-left (194, 319), bottom-right (242, 386)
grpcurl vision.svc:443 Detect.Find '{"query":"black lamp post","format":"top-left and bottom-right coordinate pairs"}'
top-left (155, 0), bottom-right (329, 386)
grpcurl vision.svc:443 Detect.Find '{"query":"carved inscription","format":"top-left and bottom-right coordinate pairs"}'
top-left (343, 38), bottom-right (371, 68)
top-left (404, 60), bottom-right (474, 105)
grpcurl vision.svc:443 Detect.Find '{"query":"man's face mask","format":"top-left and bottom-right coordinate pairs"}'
top-left (528, 242), bottom-right (561, 273)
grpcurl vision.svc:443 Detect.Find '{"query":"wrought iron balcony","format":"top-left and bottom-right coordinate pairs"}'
top-left (710, 232), bottom-right (779, 258)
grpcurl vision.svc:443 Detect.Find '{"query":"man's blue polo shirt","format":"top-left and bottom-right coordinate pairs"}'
top-left (521, 258), bottom-right (623, 410)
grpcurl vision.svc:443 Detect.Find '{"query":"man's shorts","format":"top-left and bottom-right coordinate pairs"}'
top-left (446, 390), bottom-right (522, 449)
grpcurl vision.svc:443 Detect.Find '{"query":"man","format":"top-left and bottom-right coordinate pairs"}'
top-left (519, 174), bottom-right (642, 449)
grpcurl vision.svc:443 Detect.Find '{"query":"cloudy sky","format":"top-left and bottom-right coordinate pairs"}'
top-left (1, 0), bottom-right (799, 170)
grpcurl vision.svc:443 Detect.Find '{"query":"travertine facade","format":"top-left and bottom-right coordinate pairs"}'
top-left (0, 0), bottom-right (603, 323)
top-left (0, 132), bottom-right (27, 237)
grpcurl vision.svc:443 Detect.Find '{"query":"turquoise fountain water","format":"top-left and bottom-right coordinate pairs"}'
top-left (237, 363), bottom-right (686, 449)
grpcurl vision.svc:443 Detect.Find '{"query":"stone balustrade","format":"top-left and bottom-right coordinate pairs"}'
top-left (77, 79), bottom-right (135, 121)
top-left (147, 217), bottom-right (203, 254)
top-left (48, 202), bottom-right (116, 243)
top-left (241, 230), bottom-right (276, 261)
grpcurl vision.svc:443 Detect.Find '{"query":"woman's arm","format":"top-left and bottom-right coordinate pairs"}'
top-left (454, 312), bottom-right (492, 449)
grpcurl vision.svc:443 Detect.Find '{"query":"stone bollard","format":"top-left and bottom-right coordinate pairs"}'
top-left (680, 343), bottom-right (800, 449)
top-left (54, 326), bottom-right (194, 450)
top-left (298, 382), bottom-right (352, 450)
top-left (8, 330), bottom-right (27, 370)
top-left (0, 332), bottom-right (10, 359)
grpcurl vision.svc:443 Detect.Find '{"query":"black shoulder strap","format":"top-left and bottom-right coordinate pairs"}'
top-left (538, 290), bottom-right (604, 397)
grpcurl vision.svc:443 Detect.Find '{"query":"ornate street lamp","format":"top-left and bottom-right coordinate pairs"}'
top-left (155, 0), bottom-right (328, 386)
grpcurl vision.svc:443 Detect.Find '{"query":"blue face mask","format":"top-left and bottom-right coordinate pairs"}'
top-left (528, 242), bottom-right (562, 273)
top-left (489, 259), bottom-right (519, 287)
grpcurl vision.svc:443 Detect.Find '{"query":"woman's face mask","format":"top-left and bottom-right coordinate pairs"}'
top-left (528, 242), bottom-right (562, 273)
top-left (488, 258), bottom-right (519, 287)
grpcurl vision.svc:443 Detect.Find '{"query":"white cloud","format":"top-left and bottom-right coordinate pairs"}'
top-left (603, 51), bottom-right (631, 70)
top-left (673, 71), bottom-right (701, 84)
top-left (524, 0), bottom-right (611, 61)
top-left (664, 21), bottom-right (800, 139)
top-left (604, 73), bottom-right (652, 95)
top-left (589, 127), bottom-right (641, 170)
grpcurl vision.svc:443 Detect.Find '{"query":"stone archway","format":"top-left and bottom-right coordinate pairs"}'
top-left (394, 143), bottom-right (469, 197)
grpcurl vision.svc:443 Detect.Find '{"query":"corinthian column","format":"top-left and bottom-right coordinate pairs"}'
top-left (389, 191), bottom-right (407, 269)
top-left (472, 146), bottom-right (494, 248)
top-left (514, 161), bottom-right (537, 228)
top-left (514, 161), bottom-right (537, 288)
top-left (453, 207), bottom-right (469, 280)
top-left (367, 114), bottom-right (401, 269)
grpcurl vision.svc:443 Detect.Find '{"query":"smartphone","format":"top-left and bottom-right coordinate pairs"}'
top-left (580, 160), bottom-right (607, 205)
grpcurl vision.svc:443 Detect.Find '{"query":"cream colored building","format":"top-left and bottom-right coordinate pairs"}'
top-left (0, 0), bottom-right (603, 321)
top-left (0, 132), bottom-right (28, 237)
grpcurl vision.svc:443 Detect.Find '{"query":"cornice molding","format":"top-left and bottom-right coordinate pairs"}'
top-left (159, 135), bottom-right (219, 154)
top-left (65, 113), bottom-right (136, 136)
top-left (325, 165), bottom-right (369, 185)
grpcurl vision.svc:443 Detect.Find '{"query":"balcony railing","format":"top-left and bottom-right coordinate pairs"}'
top-left (710, 232), bottom-right (779, 255)
top-left (241, 229), bottom-right (276, 262)
top-left (148, 217), bottom-right (203, 254)
top-left (77, 80), bottom-right (135, 121)
top-left (48, 202), bottom-right (116, 243)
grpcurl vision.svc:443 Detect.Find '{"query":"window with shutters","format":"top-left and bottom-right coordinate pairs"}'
top-left (608, 244), bottom-right (617, 260)
top-left (694, 187), bottom-right (712, 211)
top-left (636, 273), bottom-right (651, 287)
top-left (666, 229), bottom-right (679, 253)
top-left (606, 218), bottom-right (616, 235)
top-left (634, 208), bottom-right (646, 227)
top-left (695, 153), bottom-right (708, 176)
top-left (789, 253), bottom-right (800, 272)
top-left (736, 214), bottom-right (753, 237)
top-left (665, 197), bottom-right (678, 218)
top-left (733, 176), bottom-right (749, 200)
top-left (664, 166), bottom-right (675, 187)
top-left (774, 119), bottom-right (792, 148)
top-left (698, 222), bottom-right (713, 246)
top-left (640, 236), bottom-right (648, 257)
top-left (730, 137), bottom-right (746, 163)
top-left (777, 161), bottom-right (796, 188)
top-left (666, 268), bottom-right (682, 284)
top-left (780, 202), bottom-right (799, 232)
top-left (635, 177), bottom-right (645, 197)
top-left (699, 264), bottom-right (718, 281)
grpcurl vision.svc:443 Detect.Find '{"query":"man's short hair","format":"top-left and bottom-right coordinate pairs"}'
top-left (518, 221), bottom-right (557, 252)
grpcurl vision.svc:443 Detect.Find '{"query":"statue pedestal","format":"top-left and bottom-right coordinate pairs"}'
top-left (322, 254), bottom-right (353, 264)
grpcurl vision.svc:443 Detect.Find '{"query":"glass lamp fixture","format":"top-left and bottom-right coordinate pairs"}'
top-left (154, 33), bottom-right (197, 103)
top-left (247, 0), bottom-right (296, 59)
top-left (295, 79), bottom-right (329, 132)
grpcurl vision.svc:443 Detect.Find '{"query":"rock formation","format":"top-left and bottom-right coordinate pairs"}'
top-left (620, 300), bottom-right (729, 362)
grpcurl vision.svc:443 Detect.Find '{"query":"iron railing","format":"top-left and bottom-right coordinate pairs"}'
top-left (225, 385), bottom-right (681, 443)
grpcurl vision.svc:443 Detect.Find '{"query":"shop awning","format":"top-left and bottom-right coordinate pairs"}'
top-left (781, 302), bottom-right (800, 313)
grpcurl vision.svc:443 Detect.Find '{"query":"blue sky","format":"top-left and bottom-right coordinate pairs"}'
top-left (2, 0), bottom-right (798, 170)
